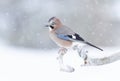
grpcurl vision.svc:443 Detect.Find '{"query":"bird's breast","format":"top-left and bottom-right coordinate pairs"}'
top-left (49, 31), bottom-right (72, 48)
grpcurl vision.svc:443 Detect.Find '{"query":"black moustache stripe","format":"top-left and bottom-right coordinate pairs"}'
top-left (50, 25), bottom-right (54, 29)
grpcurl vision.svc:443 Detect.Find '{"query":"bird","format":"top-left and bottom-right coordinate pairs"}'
top-left (45, 17), bottom-right (103, 72)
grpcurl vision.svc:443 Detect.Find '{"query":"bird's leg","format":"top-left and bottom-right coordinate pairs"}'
top-left (57, 47), bottom-right (75, 72)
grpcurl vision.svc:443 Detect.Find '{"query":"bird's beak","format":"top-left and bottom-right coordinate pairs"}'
top-left (45, 25), bottom-right (50, 27)
top-left (44, 22), bottom-right (51, 27)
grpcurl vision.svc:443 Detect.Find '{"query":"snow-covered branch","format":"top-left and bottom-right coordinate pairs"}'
top-left (86, 51), bottom-right (120, 66)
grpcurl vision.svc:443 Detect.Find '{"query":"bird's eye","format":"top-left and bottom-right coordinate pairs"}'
top-left (51, 22), bottom-right (56, 25)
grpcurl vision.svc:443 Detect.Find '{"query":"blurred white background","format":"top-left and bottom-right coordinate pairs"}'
top-left (0, 0), bottom-right (120, 49)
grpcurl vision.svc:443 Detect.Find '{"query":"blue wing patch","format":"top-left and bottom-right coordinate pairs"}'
top-left (57, 33), bottom-right (85, 41)
top-left (57, 34), bottom-right (71, 41)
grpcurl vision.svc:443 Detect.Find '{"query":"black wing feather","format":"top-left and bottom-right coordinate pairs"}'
top-left (67, 33), bottom-right (85, 41)
top-left (67, 33), bottom-right (103, 51)
top-left (74, 33), bottom-right (85, 41)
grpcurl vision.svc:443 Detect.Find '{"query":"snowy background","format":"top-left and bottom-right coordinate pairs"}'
top-left (0, 0), bottom-right (120, 81)
top-left (0, 0), bottom-right (120, 48)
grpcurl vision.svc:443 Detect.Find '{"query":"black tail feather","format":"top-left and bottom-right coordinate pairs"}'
top-left (85, 41), bottom-right (103, 51)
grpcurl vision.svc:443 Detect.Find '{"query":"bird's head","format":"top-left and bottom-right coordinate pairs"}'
top-left (45, 17), bottom-right (62, 31)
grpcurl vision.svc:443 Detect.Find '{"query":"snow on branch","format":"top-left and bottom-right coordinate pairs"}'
top-left (85, 52), bottom-right (120, 66)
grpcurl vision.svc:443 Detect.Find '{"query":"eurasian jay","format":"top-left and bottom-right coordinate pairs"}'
top-left (45, 17), bottom-right (103, 72)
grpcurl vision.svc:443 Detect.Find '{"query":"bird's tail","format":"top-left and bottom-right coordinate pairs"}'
top-left (84, 41), bottom-right (103, 51)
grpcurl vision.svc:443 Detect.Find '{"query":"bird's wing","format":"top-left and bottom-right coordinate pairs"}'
top-left (57, 34), bottom-right (72, 41)
top-left (55, 26), bottom-right (85, 41)
top-left (56, 33), bottom-right (85, 42)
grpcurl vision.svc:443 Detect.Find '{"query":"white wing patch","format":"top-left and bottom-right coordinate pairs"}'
top-left (72, 35), bottom-right (76, 39)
